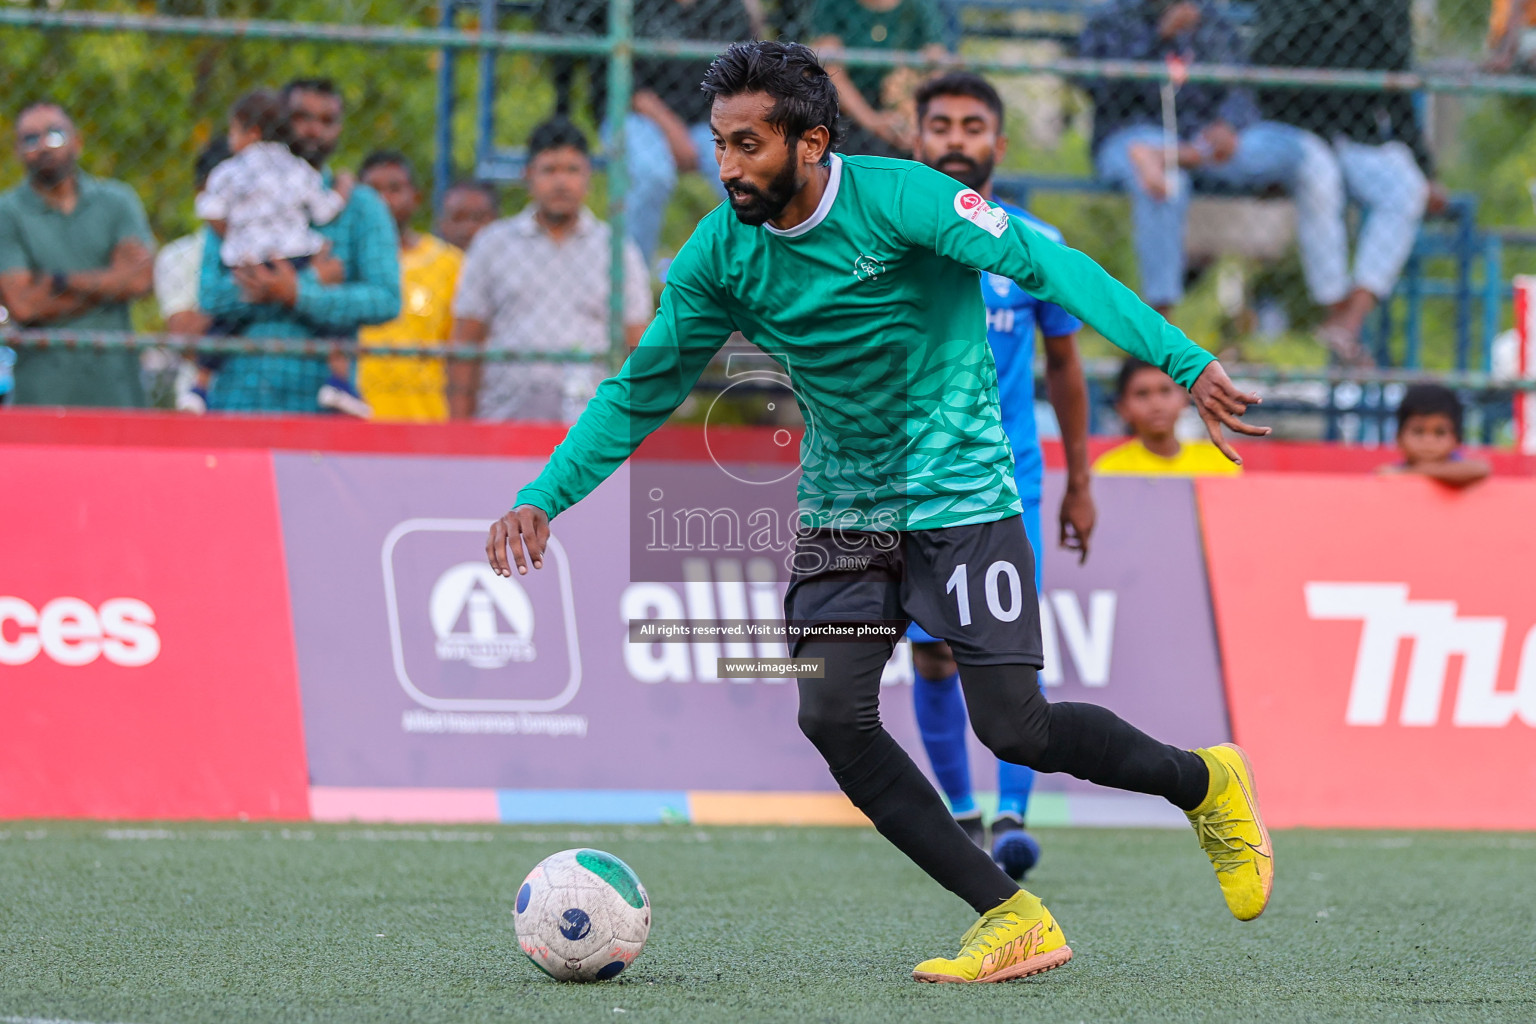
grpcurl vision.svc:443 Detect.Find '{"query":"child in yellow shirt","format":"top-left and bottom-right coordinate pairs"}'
top-left (1093, 358), bottom-right (1242, 476)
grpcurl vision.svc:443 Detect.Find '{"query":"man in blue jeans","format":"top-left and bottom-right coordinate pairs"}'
top-left (1251, 0), bottom-right (1439, 366)
top-left (908, 72), bottom-right (1098, 879)
top-left (1080, 0), bottom-right (1334, 316)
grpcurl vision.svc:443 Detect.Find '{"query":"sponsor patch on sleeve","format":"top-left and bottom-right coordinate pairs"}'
top-left (953, 189), bottom-right (1010, 239)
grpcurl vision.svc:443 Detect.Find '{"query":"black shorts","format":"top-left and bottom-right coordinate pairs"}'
top-left (782, 515), bottom-right (1043, 667)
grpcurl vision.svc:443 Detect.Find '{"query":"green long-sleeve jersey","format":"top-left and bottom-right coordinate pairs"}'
top-left (516, 154), bottom-right (1214, 531)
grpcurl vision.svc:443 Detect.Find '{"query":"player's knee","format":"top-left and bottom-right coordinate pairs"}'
top-left (796, 704), bottom-right (869, 765)
top-left (971, 713), bottom-right (1049, 768)
top-left (963, 676), bottom-right (1052, 767)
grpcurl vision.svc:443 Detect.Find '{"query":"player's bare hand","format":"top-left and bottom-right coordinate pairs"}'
top-left (1058, 479), bottom-right (1096, 565)
top-left (1191, 360), bottom-right (1269, 465)
top-left (487, 504), bottom-right (550, 577)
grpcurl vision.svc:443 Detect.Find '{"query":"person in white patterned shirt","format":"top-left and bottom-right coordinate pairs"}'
top-left (196, 89), bottom-right (352, 271)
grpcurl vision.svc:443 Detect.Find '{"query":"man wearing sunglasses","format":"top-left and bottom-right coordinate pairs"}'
top-left (0, 101), bottom-right (156, 407)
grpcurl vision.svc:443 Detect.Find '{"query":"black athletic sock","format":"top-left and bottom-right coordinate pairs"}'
top-left (832, 729), bottom-right (1019, 914)
top-left (1042, 702), bottom-right (1209, 812)
top-left (957, 663), bottom-right (1210, 812)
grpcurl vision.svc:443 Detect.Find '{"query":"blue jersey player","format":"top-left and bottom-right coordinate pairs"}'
top-left (908, 72), bottom-right (1098, 879)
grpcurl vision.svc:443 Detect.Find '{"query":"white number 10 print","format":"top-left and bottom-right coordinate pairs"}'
top-left (945, 560), bottom-right (1024, 627)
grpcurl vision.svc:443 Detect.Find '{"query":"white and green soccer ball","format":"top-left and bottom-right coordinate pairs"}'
top-left (514, 848), bottom-right (651, 982)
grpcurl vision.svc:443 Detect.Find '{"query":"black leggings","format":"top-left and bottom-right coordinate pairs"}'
top-left (796, 640), bottom-right (1208, 913)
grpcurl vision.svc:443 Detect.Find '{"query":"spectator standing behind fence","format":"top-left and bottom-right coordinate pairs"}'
top-left (1094, 357), bottom-right (1242, 475)
top-left (153, 138), bottom-right (230, 413)
top-left (448, 119), bottom-right (650, 423)
top-left (354, 151), bottom-right (462, 423)
top-left (197, 90), bottom-right (352, 274)
top-left (198, 79), bottom-right (399, 415)
top-left (436, 181), bottom-right (498, 252)
top-left (0, 101), bottom-right (154, 407)
top-left (1079, 0), bottom-right (1333, 318)
top-left (539, 0), bottom-right (762, 265)
top-left (1251, 0), bottom-right (1439, 367)
top-left (1380, 383), bottom-right (1490, 487)
top-left (811, 0), bottom-right (949, 158)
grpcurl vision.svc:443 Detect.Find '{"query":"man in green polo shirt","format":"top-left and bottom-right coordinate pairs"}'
top-left (0, 101), bottom-right (155, 407)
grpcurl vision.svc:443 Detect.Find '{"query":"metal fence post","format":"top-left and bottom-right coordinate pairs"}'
top-left (1455, 199), bottom-right (1475, 371)
top-left (476, 0), bottom-right (498, 175)
top-left (432, 0), bottom-right (457, 216)
top-left (1482, 233), bottom-right (1504, 372)
top-left (607, 0), bottom-right (634, 374)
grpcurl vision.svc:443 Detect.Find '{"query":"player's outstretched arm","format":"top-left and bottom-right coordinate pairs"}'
top-left (897, 162), bottom-right (1239, 395)
top-left (488, 504), bottom-right (550, 577)
top-left (1190, 360), bottom-right (1270, 465)
top-left (894, 163), bottom-right (1272, 463)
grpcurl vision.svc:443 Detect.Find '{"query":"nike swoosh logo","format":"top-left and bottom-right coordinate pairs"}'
top-left (1232, 770), bottom-right (1272, 860)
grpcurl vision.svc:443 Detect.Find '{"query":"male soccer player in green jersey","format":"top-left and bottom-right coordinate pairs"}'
top-left (489, 41), bottom-right (1275, 983)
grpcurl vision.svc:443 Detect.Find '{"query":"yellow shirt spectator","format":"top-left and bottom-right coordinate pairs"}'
top-left (1096, 357), bottom-right (1244, 477)
top-left (357, 233), bottom-right (462, 422)
top-left (1093, 438), bottom-right (1241, 477)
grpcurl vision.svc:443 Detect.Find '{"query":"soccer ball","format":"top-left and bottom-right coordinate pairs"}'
top-left (514, 848), bottom-right (651, 982)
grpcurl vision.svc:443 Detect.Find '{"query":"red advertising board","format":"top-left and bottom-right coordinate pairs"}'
top-left (0, 446), bottom-right (309, 819)
top-left (1199, 475), bottom-right (1536, 829)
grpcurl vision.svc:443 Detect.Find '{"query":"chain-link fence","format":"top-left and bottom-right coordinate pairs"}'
top-left (1, 1), bottom-right (1535, 438)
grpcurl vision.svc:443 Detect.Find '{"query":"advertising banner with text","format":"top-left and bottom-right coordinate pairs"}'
top-left (275, 453), bottom-right (1226, 823)
top-left (0, 446), bottom-right (310, 819)
top-left (1199, 475), bottom-right (1536, 829)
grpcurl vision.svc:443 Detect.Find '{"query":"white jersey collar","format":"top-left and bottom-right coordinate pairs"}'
top-left (764, 154), bottom-right (843, 239)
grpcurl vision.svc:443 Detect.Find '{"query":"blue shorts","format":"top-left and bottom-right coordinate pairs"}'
top-left (906, 495), bottom-right (1042, 645)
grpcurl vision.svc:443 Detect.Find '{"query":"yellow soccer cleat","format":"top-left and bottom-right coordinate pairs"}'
top-left (912, 890), bottom-right (1073, 984)
top-left (1187, 742), bottom-right (1274, 921)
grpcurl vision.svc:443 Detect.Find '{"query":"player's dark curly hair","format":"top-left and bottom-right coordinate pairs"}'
top-left (701, 41), bottom-right (842, 154)
top-left (1396, 383), bottom-right (1464, 441)
top-left (915, 72), bottom-right (1005, 126)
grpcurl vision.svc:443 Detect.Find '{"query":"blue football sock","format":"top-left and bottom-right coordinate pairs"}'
top-left (911, 669), bottom-right (975, 816)
top-left (996, 760), bottom-right (1034, 822)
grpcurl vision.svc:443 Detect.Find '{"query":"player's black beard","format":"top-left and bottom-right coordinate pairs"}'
top-left (724, 155), bottom-right (800, 227)
top-left (932, 152), bottom-right (995, 194)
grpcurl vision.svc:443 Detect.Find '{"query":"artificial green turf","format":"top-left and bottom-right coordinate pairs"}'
top-left (1, 823), bottom-right (1532, 1023)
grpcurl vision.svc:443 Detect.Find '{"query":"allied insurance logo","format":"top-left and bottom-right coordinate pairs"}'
top-left (430, 562), bottom-right (535, 668)
top-left (382, 519), bottom-right (581, 712)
